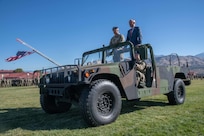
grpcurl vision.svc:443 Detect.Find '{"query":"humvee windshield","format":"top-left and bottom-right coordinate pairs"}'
top-left (82, 42), bottom-right (134, 66)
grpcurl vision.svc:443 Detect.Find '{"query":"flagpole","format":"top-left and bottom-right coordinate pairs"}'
top-left (16, 38), bottom-right (61, 67)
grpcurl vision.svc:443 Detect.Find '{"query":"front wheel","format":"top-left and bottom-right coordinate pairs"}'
top-left (167, 79), bottom-right (186, 105)
top-left (40, 94), bottom-right (72, 114)
top-left (79, 80), bottom-right (122, 127)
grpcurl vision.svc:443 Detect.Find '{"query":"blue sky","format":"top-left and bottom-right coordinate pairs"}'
top-left (0, 0), bottom-right (204, 71)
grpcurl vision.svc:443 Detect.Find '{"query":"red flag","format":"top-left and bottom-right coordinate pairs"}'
top-left (5, 51), bottom-right (34, 62)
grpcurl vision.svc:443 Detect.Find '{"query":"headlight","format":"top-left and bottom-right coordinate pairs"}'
top-left (84, 69), bottom-right (95, 78)
top-left (45, 76), bottom-right (50, 84)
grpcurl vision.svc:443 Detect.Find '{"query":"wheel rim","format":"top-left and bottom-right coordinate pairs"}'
top-left (97, 92), bottom-right (114, 116)
top-left (177, 85), bottom-right (184, 99)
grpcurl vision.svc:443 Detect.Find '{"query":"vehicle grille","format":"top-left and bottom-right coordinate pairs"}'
top-left (40, 65), bottom-right (81, 84)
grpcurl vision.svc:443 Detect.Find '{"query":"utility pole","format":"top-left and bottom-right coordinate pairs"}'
top-left (16, 38), bottom-right (61, 66)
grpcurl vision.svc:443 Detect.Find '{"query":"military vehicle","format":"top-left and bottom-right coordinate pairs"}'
top-left (38, 42), bottom-right (191, 126)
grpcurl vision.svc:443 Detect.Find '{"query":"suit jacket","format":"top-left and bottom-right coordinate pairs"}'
top-left (126, 27), bottom-right (142, 46)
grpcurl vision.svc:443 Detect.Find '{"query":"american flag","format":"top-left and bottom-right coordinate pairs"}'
top-left (6, 51), bottom-right (34, 62)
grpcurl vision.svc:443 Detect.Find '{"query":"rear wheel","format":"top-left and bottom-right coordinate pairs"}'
top-left (167, 79), bottom-right (186, 105)
top-left (79, 80), bottom-right (122, 126)
top-left (40, 94), bottom-right (72, 114)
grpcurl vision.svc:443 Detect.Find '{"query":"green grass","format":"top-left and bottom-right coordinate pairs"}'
top-left (0, 80), bottom-right (204, 136)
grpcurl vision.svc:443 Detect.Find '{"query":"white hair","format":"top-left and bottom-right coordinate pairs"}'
top-left (130, 19), bottom-right (135, 23)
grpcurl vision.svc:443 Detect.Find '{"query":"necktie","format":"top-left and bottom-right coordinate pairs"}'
top-left (130, 29), bottom-right (133, 37)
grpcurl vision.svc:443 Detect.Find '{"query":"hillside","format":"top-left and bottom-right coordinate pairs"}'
top-left (155, 55), bottom-right (204, 74)
top-left (155, 55), bottom-right (204, 66)
top-left (195, 52), bottom-right (204, 59)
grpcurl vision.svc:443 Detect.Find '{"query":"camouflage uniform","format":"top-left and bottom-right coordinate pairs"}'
top-left (110, 34), bottom-right (124, 45)
top-left (135, 60), bottom-right (146, 87)
top-left (109, 34), bottom-right (125, 62)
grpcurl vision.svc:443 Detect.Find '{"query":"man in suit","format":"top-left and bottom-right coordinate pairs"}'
top-left (126, 19), bottom-right (142, 47)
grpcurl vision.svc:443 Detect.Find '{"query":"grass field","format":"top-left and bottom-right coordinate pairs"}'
top-left (0, 80), bottom-right (204, 136)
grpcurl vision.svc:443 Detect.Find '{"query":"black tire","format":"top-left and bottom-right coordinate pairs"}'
top-left (167, 79), bottom-right (186, 105)
top-left (79, 80), bottom-right (122, 127)
top-left (184, 79), bottom-right (191, 86)
top-left (40, 94), bottom-right (72, 114)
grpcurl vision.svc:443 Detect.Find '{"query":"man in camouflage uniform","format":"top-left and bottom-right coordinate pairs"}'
top-left (110, 27), bottom-right (125, 45)
top-left (109, 27), bottom-right (125, 62)
top-left (135, 53), bottom-right (146, 88)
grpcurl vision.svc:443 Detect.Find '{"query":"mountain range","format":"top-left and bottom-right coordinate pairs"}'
top-left (155, 52), bottom-right (204, 74)
top-left (195, 52), bottom-right (204, 59)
